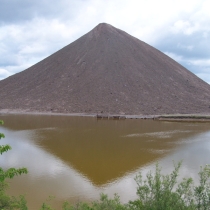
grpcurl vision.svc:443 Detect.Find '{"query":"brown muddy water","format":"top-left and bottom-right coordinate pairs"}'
top-left (0, 114), bottom-right (210, 209)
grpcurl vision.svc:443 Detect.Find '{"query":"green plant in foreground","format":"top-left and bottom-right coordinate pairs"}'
top-left (39, 193), bottom-right (128, 210)
top-left (0, 120), bottom-right (28, 210)
top-left (129, 162), bottom-right (210, 210)
top-left (58, 193), bottom-right (128, 210)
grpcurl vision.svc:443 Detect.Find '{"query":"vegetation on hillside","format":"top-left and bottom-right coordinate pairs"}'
top-left (1, 120), bottom-right (210, 210)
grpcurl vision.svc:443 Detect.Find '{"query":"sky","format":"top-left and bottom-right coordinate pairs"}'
top-left (0, 0), bottom-right (210, 83)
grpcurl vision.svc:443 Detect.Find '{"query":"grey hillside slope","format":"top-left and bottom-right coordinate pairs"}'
top-left (0, 23), bottom-right (210, 115)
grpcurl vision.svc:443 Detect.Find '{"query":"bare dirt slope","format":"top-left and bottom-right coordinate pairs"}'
top-left (0, 23), bottom-right (210, 115)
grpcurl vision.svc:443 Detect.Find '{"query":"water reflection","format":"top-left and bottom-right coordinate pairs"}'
top-left (0, 114), bottom-right (210, 209)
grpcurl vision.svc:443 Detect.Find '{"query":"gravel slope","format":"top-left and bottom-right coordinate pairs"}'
top-left (0, 23), bottom-right (210, 115)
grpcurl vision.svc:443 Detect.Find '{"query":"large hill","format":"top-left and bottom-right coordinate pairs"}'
top-left (0, 23), bottom-right (210, 115)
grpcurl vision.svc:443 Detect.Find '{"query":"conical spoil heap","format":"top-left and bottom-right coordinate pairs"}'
top-left (0, 23), bottom-right (210, 115)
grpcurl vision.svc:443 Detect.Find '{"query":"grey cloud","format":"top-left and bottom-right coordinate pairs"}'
top-left (154, 31), bottom-right (210, 76)
top-left (155, 32), bottom-right (210, 60)
top-left (0, 0), bottom-right (83, 24)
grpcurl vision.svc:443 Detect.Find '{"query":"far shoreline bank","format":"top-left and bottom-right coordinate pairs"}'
top-left (1, 109), bottom-right (210, 122)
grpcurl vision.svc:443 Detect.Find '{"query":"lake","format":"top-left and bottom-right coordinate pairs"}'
top-left (0, 114), bottom-right (210, 209)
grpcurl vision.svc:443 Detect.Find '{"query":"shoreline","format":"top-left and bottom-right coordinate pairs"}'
top-left (1, 109), bottom-right (210, 121)
top-left (0, 109), bottom-right (158, 119)
top-left (156, 114), bottom-right (210, 122)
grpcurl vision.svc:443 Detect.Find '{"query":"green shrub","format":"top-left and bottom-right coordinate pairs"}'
top-left (60, 194), bottom-right (128, 210)
top-left (129, 162), bottom-right (210, 210)
top-left (0, 120), bottom-right (28, 210)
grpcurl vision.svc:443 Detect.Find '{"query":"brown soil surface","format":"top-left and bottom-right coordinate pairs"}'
top-left (0, 23), bottom-right (210, 115)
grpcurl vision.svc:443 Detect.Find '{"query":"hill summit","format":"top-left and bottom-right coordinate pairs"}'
top-left (0, 23), bottom-right (210, 115)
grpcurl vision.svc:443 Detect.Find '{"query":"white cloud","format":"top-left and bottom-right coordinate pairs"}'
top-left (165, 52), bottom-right (210, 69)
top-left (196, 73), bottom-right (210, 84)
top-left (190, 59), bottom-right (210, 67)
top-left (171, 20), bottom-right (200, 35)
top-left (0, 68), bottom-right (12, 80)
top-left (0, 18), bottom-right (81, 75)
top-left (169, 1), bottom-right (210, 37)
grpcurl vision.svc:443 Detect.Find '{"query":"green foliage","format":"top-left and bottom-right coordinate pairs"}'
top-left (91, 193), bottom-right (127, 210)
top-left (61, 201), bottom-right (93, 210)
top-left (0, 120), bottom-right (11, 156)
top-left (0, 145), bottom-right (11, 155)
top-left (60, 194), bottom-right (128, 210)
top-left (0, 133), bottom-right (5, 139)
top-left (129, 162), bottom-right (210, 210)
top-left (0, 120), bottom-right (28, 210)
top-left (0, 120), bottom-right (5, 140)
top-left (0, 167), bottom-right (28, 182)
top-left (0, 121), bottom-right (28, 183)
top-left (40, 202), bottom-right (54, 210)
top-left (194, 165), bottom-right (210, 210)
top-left (39, 196), bottom-right (56, 210)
